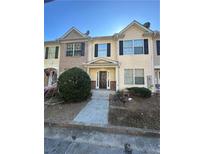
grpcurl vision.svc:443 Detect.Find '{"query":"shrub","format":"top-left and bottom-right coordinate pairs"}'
top-left (116, 90), bottom-right (124, 97)
top-left (113, 90), bottom-right (124, 102)
top-left (58, 67), bottom-right (91, 102)
top-left (127, 87), bottom-right (151, 98)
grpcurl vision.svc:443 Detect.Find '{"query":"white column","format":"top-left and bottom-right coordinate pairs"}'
top-left (150, 39), bottom-right (155, 92)
top-left (107, 71), bottom-right (110, 89)
top-left (96, 71), bottom-right (99, 89)
top-left (56, 69), bottom-right (59, 78)
top-left (48, 71), bottom-right (52, 86)
top-left (87, 67), bottom-right (89, 74)
top-left (115, 66), bottom-right (119, 91)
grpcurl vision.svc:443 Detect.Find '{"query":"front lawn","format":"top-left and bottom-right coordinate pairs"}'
top-left (108, 93), bottom-right (160, 130)
top-left (44, 97), bottom-right (89, 123)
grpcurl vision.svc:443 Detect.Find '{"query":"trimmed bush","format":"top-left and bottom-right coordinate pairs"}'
top-left (58, 67), bottom-right (91, 102)
top-left (127, 87), bottom-right (151, 98)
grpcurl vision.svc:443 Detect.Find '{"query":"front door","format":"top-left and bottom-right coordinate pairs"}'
top-left (99, 71), bottom-right (107, 89)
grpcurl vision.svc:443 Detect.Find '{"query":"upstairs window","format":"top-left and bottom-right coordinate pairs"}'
top-left (123, 40), bottom-right (133, 55)
top-left (94, 43), bottom-right (111, 57)
top-left (74, 43), bottom-right (83, 56)
top-left (45, 46), bottom-right (59, 59)
top-left (48, 47), bottom-right (56, 59)
top-left (98, 44), bottom-right (107, 57)
top-left (66, 42), bottom-right (84, 56)
top-left (66, 43), bottom-right (73, 56)
top-left (123, 39), bottom-right (144, 55)
top-left (134, 40), bottom-right (144, 54)
top-left (120, 39), bottom-right (148, 55)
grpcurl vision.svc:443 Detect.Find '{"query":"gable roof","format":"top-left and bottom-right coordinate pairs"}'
top-left (59, 27), bottom-right (89, 40)
top-left (117, 20), bottom-right (153, 35)
top-left (84, 57), bottom-right (119, 66)
top-left (44, 40), bottom-right (59, 45)
top-left (44, 20), bottom-right (158, 43)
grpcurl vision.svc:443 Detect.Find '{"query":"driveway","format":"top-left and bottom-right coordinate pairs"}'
top-left (74, 90), bottom-right (112, 125)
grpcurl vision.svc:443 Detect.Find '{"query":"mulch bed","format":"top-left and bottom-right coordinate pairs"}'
top-left (108, 94), bottom-right (160, 130)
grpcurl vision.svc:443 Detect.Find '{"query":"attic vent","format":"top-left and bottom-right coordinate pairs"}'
top-left (143, 22), bottom-right (151, 29)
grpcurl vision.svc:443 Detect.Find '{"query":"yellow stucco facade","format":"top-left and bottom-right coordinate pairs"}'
top-left (44, 42), bottom-right (60, 87)
top-left (89, 68), bottom-right (115, 81)
top-left (44, 43), bottom-right (60, 73)
top-left (88, 38), bottom-right (117, 61)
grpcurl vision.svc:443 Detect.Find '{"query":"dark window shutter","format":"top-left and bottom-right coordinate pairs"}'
top-left (81, 42), bottom-right (85, 56)
top-left (119, 41), bottom-right (123, 55)
top-left (55, 46), bottom-right (59, 59)
top-left (95, 44), bottom-right (98, 57)
top-left (156, 40), bottom-right (160, 55)
top-left (107, 43), bottom-right (111, 57)
top-left (45, 47), bottom-right (49, 59)
top-left (144, 39), bottom-right (149, 54)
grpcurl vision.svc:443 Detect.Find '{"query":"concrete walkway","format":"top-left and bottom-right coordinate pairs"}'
top-left (74, 90), bottom-right (112, 125)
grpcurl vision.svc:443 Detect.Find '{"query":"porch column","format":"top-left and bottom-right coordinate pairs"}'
top-left (56, 69), bottom-right (59, 78)
top-left (87, 67), bottom-right (89, 75)
top-left (115, 66), bottom-right (119, 91)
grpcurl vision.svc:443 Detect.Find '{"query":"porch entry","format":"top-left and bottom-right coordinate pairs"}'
top-left (44, 68), bottom-right (57, 87)
top-left (99, 71), bottom-right (107, 89)
top-left (96, 71), bottom-right (110, 89)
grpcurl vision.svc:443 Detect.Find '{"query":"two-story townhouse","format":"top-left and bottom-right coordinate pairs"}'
top-left (44, 20), bottom-right (160, 91)
top-left (84, 35), bottom-right (119, 91)
top-left (115, 21), bottom-right (155, 91)
top-left (44, 41), bottom-right (60, 86)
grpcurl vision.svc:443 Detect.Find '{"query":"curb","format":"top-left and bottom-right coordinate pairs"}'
top-left (44, 121), bottom-right (160, 138)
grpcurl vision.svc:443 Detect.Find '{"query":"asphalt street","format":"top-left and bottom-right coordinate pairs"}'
top-left (45, 126), bottom-right (160, 154)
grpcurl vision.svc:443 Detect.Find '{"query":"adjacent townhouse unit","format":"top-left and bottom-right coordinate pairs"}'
top-left (44, 41), bottom-right (60, 86)
top-left (153, 35), bottom-right (160, 89)
top-left (58, 27), bottom-right (90, 73)
top-left (44, 20), bottom-right (160, 91)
